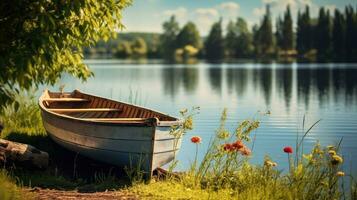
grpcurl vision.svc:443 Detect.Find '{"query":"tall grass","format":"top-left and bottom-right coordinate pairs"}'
top-left (0, 90), bottom-right (45, 137)
top-left (0, 169), bottom-right (32, 200)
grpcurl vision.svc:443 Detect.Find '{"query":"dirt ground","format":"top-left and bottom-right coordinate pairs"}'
top-left (27, 188), bottom-right (139, 200)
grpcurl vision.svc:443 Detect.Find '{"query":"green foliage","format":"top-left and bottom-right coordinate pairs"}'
top-left (0, 169), bottom-right (31, 200)
top-left (131, 37), bottom-right (148, 57)
top-left (176, 22), bottom-right (201, 49)
top-left (257, 5), bottom-right (274, 56)
top-left (297, 6), bottom-right (313, 55)
top-left (333, 9), bottom-right (346, 58)
top-left (115, 41), bottom-right (133, 58)
top-left (345, 6), bottom-right (357, 59)
top-left (316, 7), bottom-right (332, 58)
top-left (235, 18), bottom-right (254, 58)
top-left (0, 90), bottom-right (45, 137)
top-left (282, 5), bottom-right (294, 50)
top-left (0, 0), bottom-right (131, 107)
top-left (225, 21), bottom-right (238, 57)
top-left (160, 16), bottom-right (180, 59)
top-left (205, 20), bottom-right (224, 60)
top-left (225, 18), bottom-right (253, 58)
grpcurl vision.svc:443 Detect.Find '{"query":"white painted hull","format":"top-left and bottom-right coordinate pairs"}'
top-left (39, 90), bottom-right (183, 178)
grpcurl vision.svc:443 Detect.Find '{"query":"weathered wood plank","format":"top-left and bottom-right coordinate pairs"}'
top-left (49, 108), bottom-right (122, 112)
top-left (80, 118), bottom-right (148, 121)
top-left (43, 98), bottom-right (90, 102)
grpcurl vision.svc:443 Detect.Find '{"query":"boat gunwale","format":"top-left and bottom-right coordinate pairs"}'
top-left (39, 89), bottom-right (183, 127)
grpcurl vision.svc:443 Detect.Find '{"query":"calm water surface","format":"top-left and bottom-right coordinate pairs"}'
top-left (49, 60), bottom-right (357, 173)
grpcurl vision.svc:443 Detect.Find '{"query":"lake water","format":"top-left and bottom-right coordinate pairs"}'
top-left (50, 60), bottom-right (357, 173)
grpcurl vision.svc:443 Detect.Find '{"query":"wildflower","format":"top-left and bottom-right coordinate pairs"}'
top-left (241, 146), bottom-right (251, 156)
top-left (331, 155), bottom-right (343, 165)
top-left (327, 145), bottom-right (335, 150)
top-left (328, 150), bottom-right (336, 156)
top-left (232, 140), bottom-right (244, 150)
top-left (217, 130), bottom-right (230, 139)
top-left (283, 146), bottom-right (293, 154)
top-left (184, 117), bottom-right (193, 130)
top-left (190, 136), bottom-right (201, 144)
top-left (180, 108), bottom-right (188, 115)
top-left (264, 160), bottom-right (277, 167)
top-left (223, 143), bottom-right (233, 152)
top-left (336, 171), bottom-right (345, 177)
top-left (303, 154), bottom-right (313, 160)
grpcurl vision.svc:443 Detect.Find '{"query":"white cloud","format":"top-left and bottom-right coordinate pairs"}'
top-left (162, 7), bottom-right (188, 19)
top-left (193, 8), bottom-right (220, 35)
top-left (217, 2), bottom-right (240, 19)
top-left (251, 0), bottom-right (321, 27)
top-left (253, 7), bottom-right (265, 17)
top-left (194, 8), bottom-right (219, 18)
top-left (218, 2), bottom-right (240, 12)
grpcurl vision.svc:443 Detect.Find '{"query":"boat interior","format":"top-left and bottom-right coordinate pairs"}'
top-left (40, 90), bottom-right (177, 122)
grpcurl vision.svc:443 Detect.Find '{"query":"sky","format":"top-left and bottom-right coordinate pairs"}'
top-left (122, 0), bottom-right (356, 35)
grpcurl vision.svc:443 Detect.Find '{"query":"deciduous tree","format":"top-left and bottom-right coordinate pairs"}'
top-left (0, 0), bottom-right (131, 107)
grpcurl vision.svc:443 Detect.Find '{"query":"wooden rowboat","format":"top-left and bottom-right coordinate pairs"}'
top-left (39, 89), bottom-right (183, 178)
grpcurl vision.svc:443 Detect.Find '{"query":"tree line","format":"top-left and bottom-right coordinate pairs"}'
top-left (87, 4), bottom-right (357, 62)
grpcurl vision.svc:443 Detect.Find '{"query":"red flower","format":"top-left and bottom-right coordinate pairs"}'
top-left (223, 143), bottom-right (233, 151)
top-left (232, 140), bottom-right (244, 150)
top-left (283, 146), bottom-right (293, 154)
top-left (241, 146), bottom-right (252, 156)
top-left (191, 136), bottom-right (201, 144)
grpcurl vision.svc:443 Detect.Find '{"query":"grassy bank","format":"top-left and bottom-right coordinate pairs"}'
top-left (128, 110), bottom-right (357, 199)
top-left (0, 94), bottom-right (356, 199)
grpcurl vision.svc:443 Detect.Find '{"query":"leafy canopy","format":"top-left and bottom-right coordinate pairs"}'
top-left (0, 0), bottom-right (131, 107)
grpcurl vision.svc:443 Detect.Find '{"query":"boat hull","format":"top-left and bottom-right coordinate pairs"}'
top-left (41, 110), bottom-right (181, 177)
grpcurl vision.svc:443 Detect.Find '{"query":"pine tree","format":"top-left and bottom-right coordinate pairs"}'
top-left (345, 6), bottom-right (357, 59)
top-left (235, 18), bottom-right (254, 57)
top-left (205, 19), bottom-right (224, 60)
top-left (276, 16), bottom-right (284, 50)
top-left (282, 5), bottom-right (293, 50)
top-left (316, 7), bottom-right (332, 58)
top-left (259, 4), bottom-right (274, 56)
top-left (252, 25), bottom-right (261, 55)
top-left (332, 9), bottom-right (346, 59)
top-left (297, 6), bottom-right (313, 55)
top-left (225, 20), bottom-right (238, 57)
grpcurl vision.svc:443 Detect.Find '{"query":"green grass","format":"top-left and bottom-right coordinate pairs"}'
top-left (0, 169), bottom-right (34, 200)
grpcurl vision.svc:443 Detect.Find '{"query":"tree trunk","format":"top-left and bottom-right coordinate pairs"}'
top-left (0, 138), bottom-right (48, 169)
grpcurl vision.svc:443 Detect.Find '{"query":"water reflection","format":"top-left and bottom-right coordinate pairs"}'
top-left (160, 64), bottom-right (357, 110)
top-left (162, 66), bottom-right (199, 98)
top-left (226, 68), bottom-right (248, 97)
top-left (208, 67), bottom-right (223, 95)
top-left (275, 66), bottom-right (293, 109)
